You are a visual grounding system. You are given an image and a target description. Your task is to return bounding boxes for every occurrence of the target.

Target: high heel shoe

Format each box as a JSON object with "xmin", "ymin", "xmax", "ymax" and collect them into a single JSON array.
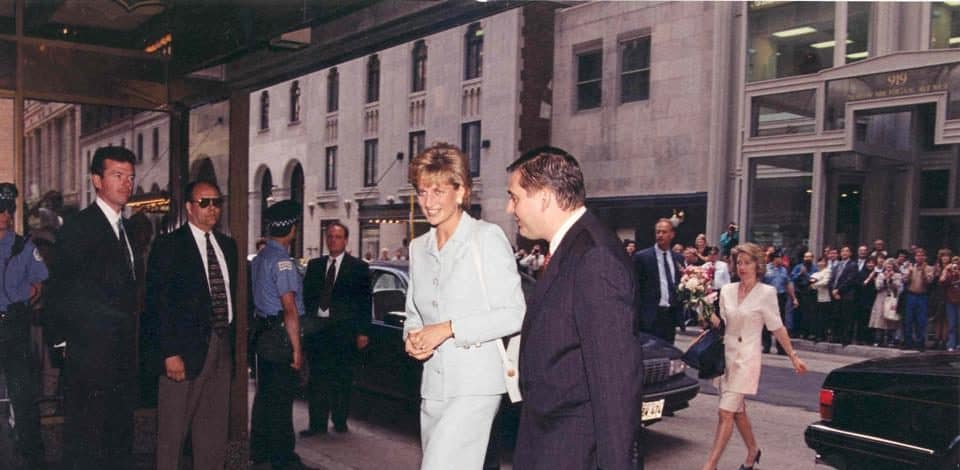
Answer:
[{"xmin": 738, "ymin": 448, "xmax": 761, "ymax": 470}]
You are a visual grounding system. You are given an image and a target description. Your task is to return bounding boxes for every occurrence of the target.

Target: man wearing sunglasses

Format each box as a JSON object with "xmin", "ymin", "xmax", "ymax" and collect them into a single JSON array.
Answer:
[
  {"xmin": 47, "ymin": 146, "xmax": 140, "ymax": 469},
  {"xmin": 0, "ymin": 182, "xmax": 47, "ymax": 469},
  {"xmin": 145, "ymin": 180, "xmax": 238, "ymax": 470}
]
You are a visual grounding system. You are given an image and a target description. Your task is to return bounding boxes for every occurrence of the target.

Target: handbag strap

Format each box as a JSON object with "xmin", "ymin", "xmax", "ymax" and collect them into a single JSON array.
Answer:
[{"xmin": 468, "ymin": 236, "xmax": 512, "ymax": 366}]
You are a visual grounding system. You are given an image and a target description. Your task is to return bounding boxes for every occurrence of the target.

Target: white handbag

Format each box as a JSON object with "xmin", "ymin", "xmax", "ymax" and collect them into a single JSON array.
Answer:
[{"xmin": 470, "ymin": 239, "xmax": 523, "ymax": 403}]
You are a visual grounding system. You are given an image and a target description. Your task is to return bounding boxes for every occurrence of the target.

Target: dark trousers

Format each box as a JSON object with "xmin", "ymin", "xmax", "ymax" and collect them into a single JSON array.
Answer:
[
  {"xmin": 762, "ymin": 293, "xmax": 787, "ymax": 353},
  {"xmin": 811, "ymin": 302, "xmax": 830, "ymax": 340},
  {"xmin": 250, "ymin": 355, "xmax": 299, "ymax": 466},
  {"xmin": 64, "ymin": 322, "xmax": 136, "ymax": 470},
  {"xmin": 836, "ymin": 298, "xmax": 859, "ymax": 345},
  {"xmin": 0, "ymin": 322, "xmax": 43, "ymax": 467},
  {"xmin": 304, "ymin": 323, "xmax": 356, "ymax": 431},
  {"xmin": 796, "ymin": 291, "xmax": 816, "ymax": 337},
  {"xmin": 904, "ymin": 293, "xmax": 929, "ymax": 350},
  {"xmin": 652, "ymin": 307, "xmax": 676, "ymax": 344}
]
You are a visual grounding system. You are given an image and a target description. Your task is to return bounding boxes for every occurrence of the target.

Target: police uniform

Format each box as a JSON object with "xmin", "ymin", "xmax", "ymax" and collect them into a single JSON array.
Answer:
[
  {"xmin": 249, "ymin": 200, "xmax": 305, "ymax": 469},
  {"xmin": 0, "ymin": 182, "xmax": 47, "ymax": 468}
]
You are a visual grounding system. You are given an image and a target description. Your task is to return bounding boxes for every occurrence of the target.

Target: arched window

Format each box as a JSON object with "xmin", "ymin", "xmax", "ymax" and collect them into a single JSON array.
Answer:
[
  {"xmin": 464, "ymin": 23, "xmax": 483, "ymax": 80},
  {"xmin": 327, "ymin": 68, "xmax": 339, "ymax": 113},
  {"xmin": 290, "ymin": 80, "xmax": 301, "ymax": 122},
  {"xmin": 366, "ymin": 55, "xmax": 380, "ymax": 103},
  {"xmin": 412, "ymin": 40, "xmax": 427, "ymax": 92},
  {"xmin": 259, "ymin": 91, "xmax": 270, "ymax": 130},
  {"xmin": 290, "ymin": 164, "xmax": 304, "ymax": 258},
  {"xmin": 260, "ymin": 169, "xmax": 273, "ymax": 236}
]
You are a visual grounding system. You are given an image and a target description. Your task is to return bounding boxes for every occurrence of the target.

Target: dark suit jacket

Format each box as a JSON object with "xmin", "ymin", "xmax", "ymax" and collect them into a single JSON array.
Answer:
[
  {"xmin": 47, "ymin": 203, "xmax": 141, "ymax": 384},
  {"xmin": 830, "ymin": 259, "xmax": 860, "ymax": 301},
  {"xmin": 515, "ymin": 211, "xmax": 643, "ymax": 470},
  {"xmin": 633, "ymin": 245, "xmax": 683, "ymax": 332},
  {"xmin": 145, "ymin": 224, "xmax": 239, "ymax": 380},
  {"xmin": 303, "ymin": 253, "xmax": 371, "ymax": 336}
]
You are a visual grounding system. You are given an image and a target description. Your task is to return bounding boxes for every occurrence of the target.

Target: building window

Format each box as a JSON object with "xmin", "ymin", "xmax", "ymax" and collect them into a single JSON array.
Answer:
[
  {"xmin": 412, "ymin": 40, "xmax": 427, "ymax": 92},
  {"xmin": 325, "ymin": 146, "xmax": 337, "ymax": 190},
  {"xmin": 750, "ymin": 90, "xmax": 816, "ymax": 137},
  {"xmin": 327, "ymin": 68, "xmax": 339, "ymax": 113},
  {"xmin": 367, "ymin": 55, "xmax": 380, "ymax": 103},
  {"xmin": 930, "ymin": 2, "xmax": 960, "ymax": 49},
  {"xmin": 748, "ymin": 154, "xmax": 813, "ymax": 251},
  {"xmin": 576, "ymin": 49, "xmax": 602, "ymax": 110},
  {"xmin": 409, "ymin": 131, "xmax": 426, "ymax": 162},
  {"xmin": 464, "ymin": 23, "xmax": 483, "ymax": 80},
  {"xmin": 845, "ymin": 3, "xmax": 871, "ymax": 62},
  {"xmin": 921, "ymin": 170, "xmax": 950, "ymax": 209},
  {"xmin": 152, "ymin": 127, "xmax": 159, "ymax": 160},
  {"xmin": 620, "ymin": 36, "xmax": 650, "ymax": 103},
  {"xmin": 461, "ymin": 121, "xmax": 481, "ymax": 177},
  {"xmin": 259, "ymin": 91, "xmax": 269, "ymax": 130},
  {"xmin": 136, "ymin": 133, "xmax": 144, "ymax": 163},
  {"xmin": 120, "ymin": 137, "xmax": 125, "ymax": 148},
  {"xmin": 747, "ymin": 2, "xmax": 835, "ymax": 82},
  {"xmin": 364, "ymin": 139, "xmax": 378, "ymax": 187},
  {"xmin": 290, "ymin": 80, "xmax": 301, "ymax": 122}
]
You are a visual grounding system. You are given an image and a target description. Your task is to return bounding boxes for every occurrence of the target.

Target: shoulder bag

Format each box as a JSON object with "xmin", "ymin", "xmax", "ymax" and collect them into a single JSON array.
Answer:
[
  {"xmin": 682, "ymin": 321, "xmax": 725, "ymax": 380},
  {"xmin": 470, "ymin": 237, "xmax": 522, "ymax": 403}
]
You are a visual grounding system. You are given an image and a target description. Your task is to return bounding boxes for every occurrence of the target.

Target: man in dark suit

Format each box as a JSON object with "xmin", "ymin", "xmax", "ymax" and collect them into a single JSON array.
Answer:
[
  {"xmin": 634, "ymin": 219, "xmax": 684, "ymax": 344},
  {"xmin": 146, "ymin": 180, "xmax": 238, "ymax": 469},
  {"xmin": 48, "ymin": 146, "xmax": 140, "ymax": 469},
  {"xmin": 830, "ymin": 246, "xmax": 860, "ymax": 345},
  {"xmin": 506, "ymin": 147, "xmax": 642, "ymax": 470},
  {"xmin": 300, "ymin": 222, "xmax": 370, "ymax": 435}
]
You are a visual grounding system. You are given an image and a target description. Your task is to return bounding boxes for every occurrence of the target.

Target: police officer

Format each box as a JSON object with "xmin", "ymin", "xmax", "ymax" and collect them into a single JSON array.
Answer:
[
  {"xmin": 249, "ymin": 200, "xmax": 307, "ymax": 470},
  {"xmin": 0, "ymin": 183, "xmax": 47, "ymax": 469}
]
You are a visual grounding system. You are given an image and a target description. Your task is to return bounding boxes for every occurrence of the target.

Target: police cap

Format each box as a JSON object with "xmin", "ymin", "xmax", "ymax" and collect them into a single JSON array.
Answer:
[
  {"xmin": 0, "ymin": 183, "xmax": 17, "ymax": 212},
  {"xmin": 264, "ymin": 200, "xmax": 302, "ymax": 229}
]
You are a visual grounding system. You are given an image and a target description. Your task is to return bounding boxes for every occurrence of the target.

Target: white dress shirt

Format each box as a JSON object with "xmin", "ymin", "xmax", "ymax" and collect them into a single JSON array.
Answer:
[
  {"xmin": 317, "ymin": 252, "xmax": 344, "ymax": 318},
  {"xmin": 188, "ymin": 223, "xmax": 234, "ymax": 323},
  {"xmin": 96, "ymin": 196, "xmax": 134, "ymax": 270},
  {"xmin": 549, "ymin": 206, "xmax": 587, "ymax": 257}
]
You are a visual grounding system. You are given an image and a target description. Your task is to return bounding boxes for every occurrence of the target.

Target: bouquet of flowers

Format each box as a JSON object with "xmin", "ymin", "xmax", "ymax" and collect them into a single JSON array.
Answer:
[{"xmin": 677, "ymin": 265, "xmax": 717, "ymax": 324}]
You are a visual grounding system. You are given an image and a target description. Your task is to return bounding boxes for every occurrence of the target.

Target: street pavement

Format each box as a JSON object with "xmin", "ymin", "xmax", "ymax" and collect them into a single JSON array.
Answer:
[{"xmin": 275, "ymin": 333, "xmax": 898, "ymax": 470}]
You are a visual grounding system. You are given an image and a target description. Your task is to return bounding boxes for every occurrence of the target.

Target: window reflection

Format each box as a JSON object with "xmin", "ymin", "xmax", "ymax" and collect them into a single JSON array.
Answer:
[
  {"xmin": 749, "ymin": 155, "xmax": 813, "ymax": 251},
  {"xmin": 750, "ymin": 90, "xmax": 816, "ymax": 137},
  {"xmin": 930, "ymin": 2, "xmax": 960, "ymax": 49},
  {"xmin": 0, "ymin": 0, "xmax": 12, "ymax": 35},
  {"xmin": 846, "ymin": 3, "xmax": 870, "ymax": 63},
  {"xmin": 747, "ymin": 2, "xmax": 835, "ymax": 82}
]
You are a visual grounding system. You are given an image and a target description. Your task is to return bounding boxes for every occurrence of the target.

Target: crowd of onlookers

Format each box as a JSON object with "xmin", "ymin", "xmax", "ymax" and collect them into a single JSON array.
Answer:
[
  {"xmin": 659, "ymin": 236, "xmax": 960, "ymax": 352},
  {"xmin": 514, "ymin": 225, "xmax": 960, "ymax": 352}
]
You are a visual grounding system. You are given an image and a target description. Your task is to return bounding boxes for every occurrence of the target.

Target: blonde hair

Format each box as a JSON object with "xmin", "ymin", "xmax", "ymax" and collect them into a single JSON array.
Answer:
[
  {"xmin": 733, "ymin": 242, "xmax": 767, "ymax": 277},
  {"xmin": 408, "ymin": 143, "xmax": 472, "ymax": 211}
]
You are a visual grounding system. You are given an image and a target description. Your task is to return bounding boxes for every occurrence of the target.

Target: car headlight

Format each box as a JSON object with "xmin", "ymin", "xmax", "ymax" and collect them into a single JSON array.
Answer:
[{"xmin": 669, "ymin": 358, "xmax": 686, "ymax": 376}]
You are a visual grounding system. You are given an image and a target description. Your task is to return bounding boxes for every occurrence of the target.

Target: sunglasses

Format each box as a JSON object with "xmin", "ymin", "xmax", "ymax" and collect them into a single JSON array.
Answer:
[{"xmin": 193, "ymin": 197, "xmax": 223, "ymax": 208}]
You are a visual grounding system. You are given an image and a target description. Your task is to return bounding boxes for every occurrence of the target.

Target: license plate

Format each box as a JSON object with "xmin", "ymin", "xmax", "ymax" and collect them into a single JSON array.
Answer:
[{"xmin": 641, "ymin": 399, "xmax": 665, "ymax": 422}]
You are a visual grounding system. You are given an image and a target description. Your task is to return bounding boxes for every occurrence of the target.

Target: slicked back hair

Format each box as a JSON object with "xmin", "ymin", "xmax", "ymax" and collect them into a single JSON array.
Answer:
[
  {"xmin": 506, "ymin": 146, "xmax": 586, "ymax": 211},
  {"xmin": 90, "ymin": 145, "xmax": 137, "ymax": 176}
]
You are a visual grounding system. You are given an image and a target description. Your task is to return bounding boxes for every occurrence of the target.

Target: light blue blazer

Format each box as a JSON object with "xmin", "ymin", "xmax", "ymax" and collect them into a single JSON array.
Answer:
[{"xmin": 403, "ymin": 213, "xmax": 525, "ymax": 400}]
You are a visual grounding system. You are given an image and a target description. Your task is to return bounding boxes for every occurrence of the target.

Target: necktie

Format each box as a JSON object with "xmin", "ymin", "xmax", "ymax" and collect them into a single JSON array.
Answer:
[
  {"xmin": 206, "ymin": 233, "xmax": 229, "ymax": 336},
  {"xmin": 541, "ymin": 253, "xmax": 552, "ymax": 273},
  {"xmin": 663, "ymin": 251, "xmax": 676, "ymax": 304},
  {"xmin": 833, "ymin": 261, "xmax": 846, "ymax": 289},
  {"xmin": 117, "ymin": 220, "xmax": 134, "ymax": 280},
  {"xmin": 318, "ymin": 258, "xmax": 336, "ymax": 312}
]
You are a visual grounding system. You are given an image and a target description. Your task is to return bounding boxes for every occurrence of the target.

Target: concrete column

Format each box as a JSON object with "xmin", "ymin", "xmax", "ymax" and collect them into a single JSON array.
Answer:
[
  {"xmin": 809, "ymin": 152, "xmax": 826, "ymax": 255},
  {"xmin": 705, "ymin": 2, "xmax": 736, "ymax": 244}
]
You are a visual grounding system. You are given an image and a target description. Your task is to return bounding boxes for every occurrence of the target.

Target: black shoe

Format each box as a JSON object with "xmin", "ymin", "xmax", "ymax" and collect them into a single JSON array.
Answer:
[
  {"xmin": 738, "ymin": 448, "xmax": 761, "ymax": 470},
  {"xmin": 776, "ymin": 350, "xmax": 787, "ymax": 356},
  {"xmin": 299, "ymin": 428, "xmax": 327, "ymax": 437},
  {"xmin": 762, "ymin": 348, "xmax": 770, "ymax": 354},
  {"xmin": 333, "ymin": 423, "xmax": 348, "ymax": 433}
]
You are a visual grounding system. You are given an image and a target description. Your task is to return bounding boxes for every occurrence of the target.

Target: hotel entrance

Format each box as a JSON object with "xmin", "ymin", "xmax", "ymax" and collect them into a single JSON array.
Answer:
[{"xmin": 824, "ymin": 103, "xmax": 960, "ymax": 254}]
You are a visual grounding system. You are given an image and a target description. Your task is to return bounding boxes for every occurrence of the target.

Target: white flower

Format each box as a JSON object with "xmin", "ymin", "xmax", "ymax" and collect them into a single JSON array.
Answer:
[{"xmin": 686, "ymin": 278, "xmax": 701, "ymax": 290}]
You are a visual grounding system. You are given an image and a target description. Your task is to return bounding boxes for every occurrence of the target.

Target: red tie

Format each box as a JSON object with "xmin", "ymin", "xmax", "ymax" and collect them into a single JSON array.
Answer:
[{"xmin": 542, "ymin": 253, "xmax": 552, "ymax": 273}]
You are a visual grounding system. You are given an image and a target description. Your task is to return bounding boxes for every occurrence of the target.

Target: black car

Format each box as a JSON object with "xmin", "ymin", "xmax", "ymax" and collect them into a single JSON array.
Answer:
[
  {"xmin": 804, "ymin": 353, "xmax": 960, "ymax": 469},
  {"xmin": 355, "ymin": 261, "xmax": 699, "ymax": 425}
]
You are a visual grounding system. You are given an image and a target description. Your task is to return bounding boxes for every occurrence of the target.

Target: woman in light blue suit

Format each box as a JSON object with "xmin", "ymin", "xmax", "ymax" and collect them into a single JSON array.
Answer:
[{"xmin": 403, "ymin": 144, "xmax": 525, "ymax": 470}]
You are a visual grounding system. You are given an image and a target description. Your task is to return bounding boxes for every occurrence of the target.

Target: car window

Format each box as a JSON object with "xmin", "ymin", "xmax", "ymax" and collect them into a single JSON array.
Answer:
[{"xmin": 371, "ymin": 270, "xmax": 406, "ymax": 322}]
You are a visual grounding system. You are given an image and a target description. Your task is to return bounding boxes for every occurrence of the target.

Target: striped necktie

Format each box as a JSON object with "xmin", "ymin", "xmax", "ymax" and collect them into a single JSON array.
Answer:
[{"xmin": 206, "ymin": 233, "xmax": 229, "ymax": 336}]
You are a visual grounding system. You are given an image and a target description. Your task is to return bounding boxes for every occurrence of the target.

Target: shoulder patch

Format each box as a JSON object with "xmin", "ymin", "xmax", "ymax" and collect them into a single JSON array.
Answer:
[
  {"xmin": 277, "ymin": 260, "xmax": 294, "ymax": 271},
  {"xmin": 33, "ymin": 247, "xmax": 42, "ymax": 262}
]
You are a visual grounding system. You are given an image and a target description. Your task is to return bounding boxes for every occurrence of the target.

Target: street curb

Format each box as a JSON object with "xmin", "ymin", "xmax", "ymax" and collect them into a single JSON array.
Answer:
[{"xmin": 677, "ymin": 327, "xmax": 917, "ymax": 360}]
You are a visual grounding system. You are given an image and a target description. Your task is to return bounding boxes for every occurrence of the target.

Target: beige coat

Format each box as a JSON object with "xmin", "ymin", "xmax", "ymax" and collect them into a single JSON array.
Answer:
[{"xmin": 718, "ymin": 283, "xmax": 784, "ymax": 395}]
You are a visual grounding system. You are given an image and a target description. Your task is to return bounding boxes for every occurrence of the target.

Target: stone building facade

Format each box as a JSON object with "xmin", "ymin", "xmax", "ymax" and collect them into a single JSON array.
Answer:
[
  {"xmin": 552, "ymin": 1, "xmax": 960, "ymax": 255},
  {"xmin": 248, "ymin": 4, "xmax": 556, "ymax": 258}
]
